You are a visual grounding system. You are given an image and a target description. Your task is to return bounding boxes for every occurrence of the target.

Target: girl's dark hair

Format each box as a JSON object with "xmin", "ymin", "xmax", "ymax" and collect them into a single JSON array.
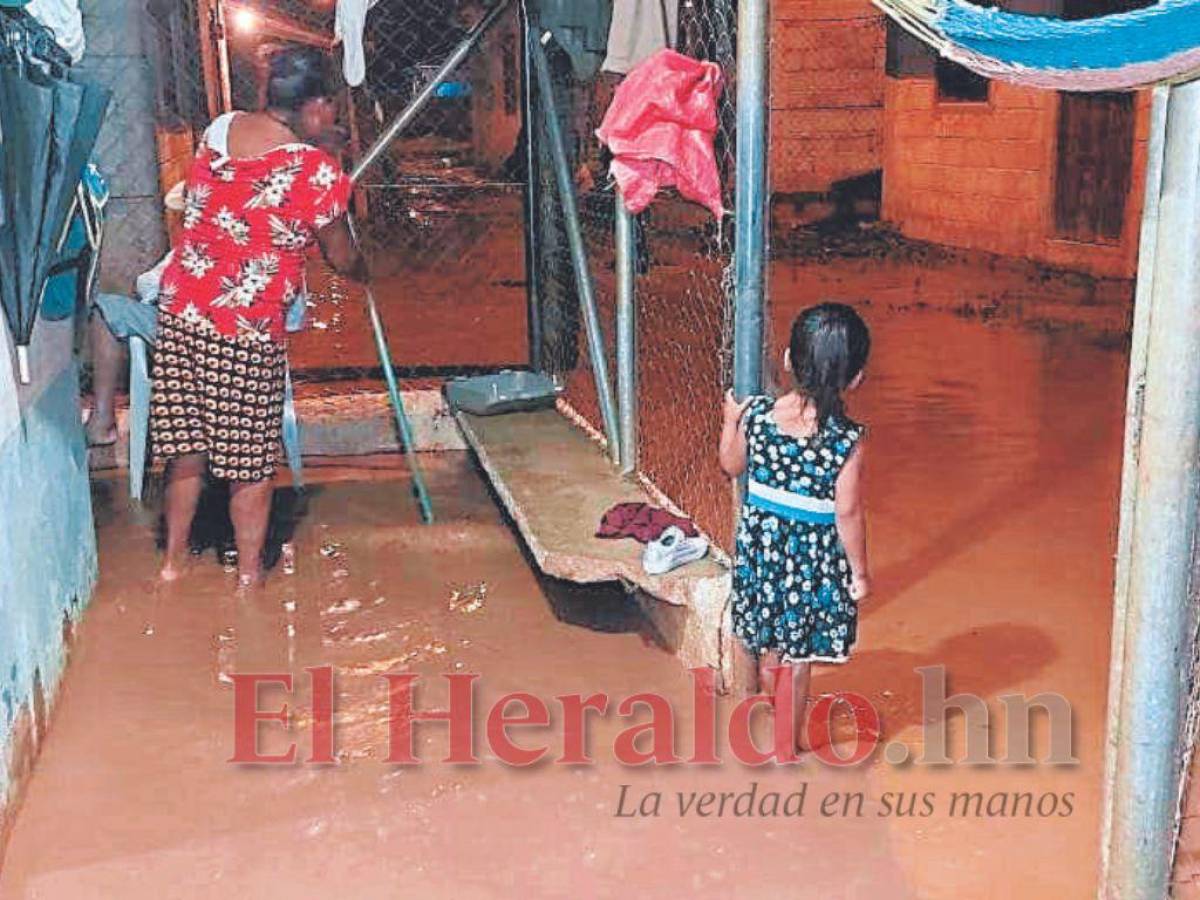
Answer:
[
  {"xmin": 788, "ymin": 302, "xmax": 871, "ymax": 428},
  {"xmin": 266, "ymin": 45, "xmax": 334, "ymax": 111}
]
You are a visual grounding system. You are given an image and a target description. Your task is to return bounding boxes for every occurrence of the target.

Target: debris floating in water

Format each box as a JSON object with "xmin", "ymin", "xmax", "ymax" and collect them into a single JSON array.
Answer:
[
  {"xmin": 319, "ymin": 541, "xmax": 343, "ymax": 559},
  {"xmin": 326, "ymin": 598, "xmax": 362, "ymax": 615},
  {"xmin": 142, "ymin": 624, "xmax": 155, "ymax": 636},
  {"xmin": 448, "ymin": 583, "xmax": 488, "ymax": 614}
]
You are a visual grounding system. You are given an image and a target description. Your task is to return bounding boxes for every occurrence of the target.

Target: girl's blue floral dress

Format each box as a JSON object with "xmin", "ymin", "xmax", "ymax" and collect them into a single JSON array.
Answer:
[{"xmin": 732, "ymin": 396, "xmax": 864, "ymax": 663}]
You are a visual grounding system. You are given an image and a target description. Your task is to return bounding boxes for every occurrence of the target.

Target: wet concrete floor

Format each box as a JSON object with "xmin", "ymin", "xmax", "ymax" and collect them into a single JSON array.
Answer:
[{"xmin": 3, "ymin": 309, "xmax": 1126, "ymax": 897}]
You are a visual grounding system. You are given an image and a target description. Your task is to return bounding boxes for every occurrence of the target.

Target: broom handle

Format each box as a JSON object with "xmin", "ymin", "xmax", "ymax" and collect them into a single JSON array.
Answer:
[{"xmin": 346, "ymin": 214, "xmax": 435, "ymax": 525}]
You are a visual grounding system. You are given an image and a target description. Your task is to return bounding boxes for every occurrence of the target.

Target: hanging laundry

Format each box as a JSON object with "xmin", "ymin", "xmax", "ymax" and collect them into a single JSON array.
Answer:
[
  {"xmin": 335, "ymin": 0, "xmax": 379, "ymax": 88},
  {"xmin": 602, "ymin": 0, "xmax": 677, "ymax": 75},
  {"xmin": 530, "ymin": 0, "xmax": 613, "ymax": 81},
  {"xmin": 596, "ymin": 48, "xmax": 724, "ymax": 219},
  {"xmin": 596, "ymin": 501, "xmax": 699, "ymax": 544},
  {"xmin": 0, "ymin": 11, "xmax": 109, "ymax": 382},
  {"xmin": 25, "ymin": 0, "xmax": 84, "ymax": 64}
]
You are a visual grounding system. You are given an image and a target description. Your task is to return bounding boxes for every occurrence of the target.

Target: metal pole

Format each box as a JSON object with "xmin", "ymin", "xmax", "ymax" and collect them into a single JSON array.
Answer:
[
  {"xmin": 615, "ymin": 192, "xmax": 637, "ymax": 475},
  {"xmin": 351, "ymin": 0, "xmax": 512, "ymax": 184},
  {"xmin": 731, "ymin": 0, "xmax": 769, "ymax": 401},
  {"xmin": 333, "ymin": 2, "xmax": 514, "ymax": 523},
  {"xmin": 529, "ymin": 29, "xmax": 621, "ymax": 462},
  {"xmin": 1105, "ymin": 78, "xmax": 1200, "ymax": 899},
  {"xmin": 346, "ymin": 214, "xmax": 435, "ymax": 525},
  {"xmin": 1100, "ymin": 83, "xmax": 1169, "ymax": 892},
  {"xmin": 520, "ymin": 0, "xmax": 544, "ymax": 372}
]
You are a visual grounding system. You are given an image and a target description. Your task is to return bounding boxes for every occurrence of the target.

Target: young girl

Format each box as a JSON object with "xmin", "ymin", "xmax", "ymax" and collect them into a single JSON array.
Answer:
[{"xmin": 719, "ymin": 302, "xmax": 871, "ymax": 749}]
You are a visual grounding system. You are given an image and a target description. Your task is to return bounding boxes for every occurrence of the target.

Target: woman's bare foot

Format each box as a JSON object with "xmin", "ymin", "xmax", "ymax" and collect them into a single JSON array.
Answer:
[
  {"xmin": 159, "ymin": 557, "xmax": 187, "ymax": 583},
  {"xmin": 236, "ymin": 569, "xmax": 264, "ymax": 592}
]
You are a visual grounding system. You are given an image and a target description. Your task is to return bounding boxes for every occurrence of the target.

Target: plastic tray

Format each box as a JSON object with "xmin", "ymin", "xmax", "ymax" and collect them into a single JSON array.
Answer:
[{"xmin": 444, "ymin": 370, "xmax": 559, "ymax": 416}]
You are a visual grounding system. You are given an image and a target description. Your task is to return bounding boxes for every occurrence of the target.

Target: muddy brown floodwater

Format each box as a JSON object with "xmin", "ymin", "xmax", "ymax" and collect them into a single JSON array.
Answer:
[{"xmin": 1, "ymin": 309, "xmax": 1126, "ymax": 898}]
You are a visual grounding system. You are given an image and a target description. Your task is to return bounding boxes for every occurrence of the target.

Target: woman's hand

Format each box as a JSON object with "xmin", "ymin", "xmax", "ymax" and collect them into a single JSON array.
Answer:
[{"xmin": 317, "ymin": 216, "xmax": 369, "ymax": 283}]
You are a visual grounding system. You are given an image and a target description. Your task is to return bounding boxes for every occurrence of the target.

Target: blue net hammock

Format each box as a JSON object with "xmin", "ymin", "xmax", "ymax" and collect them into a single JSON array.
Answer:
[{"xmin": 873, "ymin": 0, "xmax": 1200, "ymax": 90}]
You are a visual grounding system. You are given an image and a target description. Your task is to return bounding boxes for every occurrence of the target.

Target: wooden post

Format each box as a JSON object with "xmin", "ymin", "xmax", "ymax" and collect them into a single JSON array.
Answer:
[{"xmin": 195, "ymin": 0, "xmax": 222, "ymax": 119}]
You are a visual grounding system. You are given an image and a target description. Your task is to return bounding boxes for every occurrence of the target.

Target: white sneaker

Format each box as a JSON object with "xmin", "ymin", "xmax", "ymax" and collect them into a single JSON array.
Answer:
[{"xmin": 643, "ymin": 526, "xmax": 709, "ymax": 576}]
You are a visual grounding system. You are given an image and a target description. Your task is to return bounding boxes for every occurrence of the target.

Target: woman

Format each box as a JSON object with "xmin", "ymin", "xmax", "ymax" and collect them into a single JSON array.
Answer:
[{"xmin": 150, "ymin": 45, "xmax": 366, "ymax": 585}]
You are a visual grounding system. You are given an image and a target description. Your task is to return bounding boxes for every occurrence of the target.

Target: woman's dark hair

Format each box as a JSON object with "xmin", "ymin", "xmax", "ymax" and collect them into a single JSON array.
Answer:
[
  {"xmin": 788, "ymin": 302, "xmax": 871, "ymax": 428},
  {"xmin": 266, "ymin": 45, "xmax": 334, "ymax": 111}
]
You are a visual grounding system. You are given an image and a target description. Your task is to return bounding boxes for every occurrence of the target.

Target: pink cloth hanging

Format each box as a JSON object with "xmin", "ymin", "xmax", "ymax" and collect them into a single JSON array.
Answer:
[{"xmin": 596, "ymin": 48, "xmax": 725, "ymax": 219}]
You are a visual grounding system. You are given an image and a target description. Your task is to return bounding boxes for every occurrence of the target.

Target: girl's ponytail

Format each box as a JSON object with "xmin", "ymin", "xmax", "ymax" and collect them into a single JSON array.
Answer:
[{"xmin": 789, "ymin": 303, "xmax": 870, "ymax": 433}]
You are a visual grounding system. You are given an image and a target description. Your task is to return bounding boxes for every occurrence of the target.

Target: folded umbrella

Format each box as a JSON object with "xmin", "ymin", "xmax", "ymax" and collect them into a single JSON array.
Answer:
[
  {"xmin": 0, "ymin": 64, "xmax": 54, "ymax": 381},
  {"xmin": 0, "ymin": 62, "xmax": 108, "ymax": 381},
  {"xmin": 38, "ymin": 72, "xmax": 109, "ymax": 299}
]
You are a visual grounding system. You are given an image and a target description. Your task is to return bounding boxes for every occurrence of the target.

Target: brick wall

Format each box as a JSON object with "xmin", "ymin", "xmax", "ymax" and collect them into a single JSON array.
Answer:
[
  {"xmin": 770, "ymin": 0, "xmax": 886, "ymax": 194},
  {"xmin": 882, "ymin": 77, "xmax": 1149, "ymax": 279}
]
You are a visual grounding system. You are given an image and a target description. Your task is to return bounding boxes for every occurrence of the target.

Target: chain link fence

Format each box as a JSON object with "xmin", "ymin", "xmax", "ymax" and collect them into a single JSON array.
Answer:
[
  {"xmin": 143, "ymin": 0, "xmax": 745, "ymax": 545},
  {"xmin": 531, "ymin": 0, "xmax": 741, "ymax": 549},
  {"xmin": 145, "ymin": 0, "xmax": 529, "ymax": 380}
]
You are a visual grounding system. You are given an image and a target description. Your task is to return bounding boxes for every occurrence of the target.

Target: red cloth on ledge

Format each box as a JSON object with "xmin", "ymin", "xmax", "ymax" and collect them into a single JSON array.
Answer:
[
  {"xmin": 596, "ymin": 48, "xmax": 725, "ymax": 219},
  {"xmin": 596, "ymin": 502, "xmax": 700, "ymax": 544}
]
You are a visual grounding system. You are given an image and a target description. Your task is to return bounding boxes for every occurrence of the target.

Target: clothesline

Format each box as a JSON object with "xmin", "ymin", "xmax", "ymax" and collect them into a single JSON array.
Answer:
[{"xmin": 872, "ymin": 0, "xmax": 1200, "ymax": 91}]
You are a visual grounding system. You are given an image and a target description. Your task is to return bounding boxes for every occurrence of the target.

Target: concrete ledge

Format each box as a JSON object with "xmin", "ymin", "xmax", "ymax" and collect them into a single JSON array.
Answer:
[
  {"xmin": 454, "ymin": 408, "xmax": 735, "ymax": 683},
  {"xmin": 292, "ymin": 390, "xmax": 467, "ymax": 456},
  {"xmin": 88, "ymin": 389, "xmax": 465, "ymax": 470}
]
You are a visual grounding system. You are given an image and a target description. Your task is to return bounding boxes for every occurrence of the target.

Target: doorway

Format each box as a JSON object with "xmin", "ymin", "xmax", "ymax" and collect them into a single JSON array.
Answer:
[{"xmin": 1053, "ymin": 90, "xmax": 1135, "ymax": 243}]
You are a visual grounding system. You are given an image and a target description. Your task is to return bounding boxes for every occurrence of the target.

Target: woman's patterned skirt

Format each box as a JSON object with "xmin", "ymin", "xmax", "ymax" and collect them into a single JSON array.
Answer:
[{"xmin": 149, "ymin": 310, "xmax": 286, "ymax": 482}]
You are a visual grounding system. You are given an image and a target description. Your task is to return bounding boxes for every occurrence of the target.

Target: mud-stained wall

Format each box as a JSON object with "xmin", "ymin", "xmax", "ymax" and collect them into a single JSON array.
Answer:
[
  {"xmin": 0, "ymin": 315, "xmax": 98, "ymax": 851},
  {"xmin": 881, "ymin": 78, "xmax": 1149, "ymax": 279},
  {"xmin": 770, "ymin": 0, "xmax": 886, "ymax": 194},
  {"xmin": 0, "ymin": 0, "xmax": 157, "ymax": 857}
]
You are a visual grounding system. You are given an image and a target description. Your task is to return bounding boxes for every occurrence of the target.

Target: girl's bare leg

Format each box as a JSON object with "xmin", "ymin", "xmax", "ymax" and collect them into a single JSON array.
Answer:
[
  {"xmin": 230, "ymin": 478, "xmax": 273, "ymax": 586},
  {"xmin": 789, "ymin": 662, "xmax": 818, "ymax": 751},
  {"xmin": 162, "ymin": 453, "xmax": 207, "ymax": 581},
  {"xmin": 758, "ymin": 651, "xmax": 783, "ymax": 698},
  {"xmin": 731, "ymin": 638, "xmax": 760, "ymax": 697}
]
